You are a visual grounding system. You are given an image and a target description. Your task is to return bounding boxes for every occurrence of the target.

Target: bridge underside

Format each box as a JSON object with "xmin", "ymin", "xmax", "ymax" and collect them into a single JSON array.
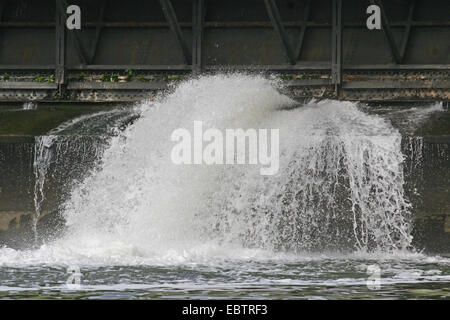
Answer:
[{"xmin": 0, "ymin": 0, "xmax": 449, "ymax": 102}]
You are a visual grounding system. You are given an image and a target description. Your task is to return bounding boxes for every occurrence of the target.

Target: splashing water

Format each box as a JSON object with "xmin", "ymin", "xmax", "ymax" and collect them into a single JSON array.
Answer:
[
  {"xmin": 32, "ymin": 135, "xmax": 57, "ymax": 243},
  {"xmin": 30, "ymin": 109, "xmax": 139, "ymax": 244},
  {"xmin": 26, "ymin": 73, "xmax": 412, "ymax": 265},
  {"xmin": 378, "ymin": 102, "xmax": 445, "ymax": 136},
  {"xmin": 2, "ymin": 75, "xmax": 449, "ymax": 300}
]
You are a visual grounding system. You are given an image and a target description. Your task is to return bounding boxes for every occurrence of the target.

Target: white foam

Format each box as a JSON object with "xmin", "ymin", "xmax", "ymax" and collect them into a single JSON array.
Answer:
[{"xmin": 0, "ymin": 74, "xmax": 419, "ymax": 266}]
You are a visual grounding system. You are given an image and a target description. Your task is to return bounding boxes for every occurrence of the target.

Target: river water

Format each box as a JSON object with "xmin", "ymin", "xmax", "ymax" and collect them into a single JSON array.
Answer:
[
  {"xmin": 0, "ymin": 74, "xmax": 448, "ymax": 299},
  {"xmin": 0, "ymin": 252, "xmax": 449, "ymax": 299}
]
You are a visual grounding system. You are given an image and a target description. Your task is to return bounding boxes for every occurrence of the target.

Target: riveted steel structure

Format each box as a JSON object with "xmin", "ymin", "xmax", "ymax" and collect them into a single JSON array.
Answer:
[{"xmin": 0, "ymin": 0, "xmax": 448, "ymax": 101}]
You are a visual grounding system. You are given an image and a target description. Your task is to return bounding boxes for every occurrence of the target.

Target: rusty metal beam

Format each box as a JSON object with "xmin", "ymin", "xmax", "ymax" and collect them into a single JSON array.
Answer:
[
  {"xmin": 264, "ymin": 0, "xmax": 296, "ymax": 65},
  {"xmin": 158, "ymin": 0, "xmax": 191, "ymax": 65}
]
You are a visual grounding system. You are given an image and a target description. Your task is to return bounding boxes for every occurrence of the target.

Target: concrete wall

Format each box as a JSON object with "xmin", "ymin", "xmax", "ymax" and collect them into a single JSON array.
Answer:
[{"xmin": 0, "ymin": 106, "xmax": 449, "ymax": 252}]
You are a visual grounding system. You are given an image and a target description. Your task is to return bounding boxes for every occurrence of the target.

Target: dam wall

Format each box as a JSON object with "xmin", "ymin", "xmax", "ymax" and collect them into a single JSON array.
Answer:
[
  {"xmin": 0, "ymin": 105, "xmax": 449, "ymax": 252},
  {"xmin": 0, "ymin": 1, "xmax": 448, "ymax": 253},
  {"xmin": 0, "ymin": 0, "xmax": 448, "ymax": 102}
]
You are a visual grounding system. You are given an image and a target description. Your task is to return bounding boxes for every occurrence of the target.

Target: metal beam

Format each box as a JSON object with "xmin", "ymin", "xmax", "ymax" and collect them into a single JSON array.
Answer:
[
  {"xmin": 0, "ymin": 82, "xmax": 58, "ymax": 89},
  {"xmin": 158, "ymin": 0, "xmax": 191, "ymax": 65},
  {"xmin": 67, "ymin": 81, "xmax": 168, "ymax": 90},
  {"xmin": 192, "ymin": 0, "xmax": 205, "ymax": 74},
  {"xmin": 1, "ymin": 64, "xmax": 448, "ymax": 72},
  {"xmin": 294, "ymin": 0, "xmax": 311, "ymax": 61},
  {"xmin": 58, "ymin": 0, "xmax": 89, "ymax": 65},
  {"xmin": 1, "ymin": 21, "xmax": 449, "ymax": 28},
  {"xmin": 55, "ymin": 0, "xmax": 66, "ymax": 91},
  {"xmin": 331, "ymin": 0, "xmax": 342, "ymax": 94},
  {"xmin": 344, "ymin": 64, "xmax": 450, "ymax": 70},
  {"xmin": 0, "ymin": 1, "xmax": 4, "ymax": 19},
  {"xmin": 264, "ymin": 0, "xmax": 296, "ymax": 65},
  {"xmin": 0, "ymin": 0, "xmax": 5, "ymax": 62},
  {"xmin": 68, "ymin": 64, "xmax": 190, "ymax": 71},
  {"xmin": 370, "ymin": 0, "xmax": 402, "ymax": 64},
  {"xmin": 2, "ymin": 79, "xmax": 448, "ymax": 91},
  {"xmin": 0, "ymin": 65, "xmax": 56, "ymax": 71},
  {"xmin": 400, "ymin": 0, "xmax": 415, "ymax": 63},
  {"xmin": 89, "ymin": 0, "xmax": 107, "ymax": 64},
  {"xmin": 342, "ymin": 80, "xmax": 450, "ymax": 89},
  {"xmin": 206, "ymin": 63, "xmax": 331, "ymax": 71}
]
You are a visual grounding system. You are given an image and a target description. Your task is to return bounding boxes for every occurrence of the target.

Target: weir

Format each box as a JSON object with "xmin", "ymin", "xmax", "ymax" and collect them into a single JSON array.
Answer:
[
  {"xmin": 1, "ymin": 1, "xmax": 450, "ymax": 303},
  {"xmin": 0, "ymin": 76, "xmax": 449, "ymax": 253},
  {"xmin": 0, "ymin": 1, "xmax": 448, "ymax": 256}
]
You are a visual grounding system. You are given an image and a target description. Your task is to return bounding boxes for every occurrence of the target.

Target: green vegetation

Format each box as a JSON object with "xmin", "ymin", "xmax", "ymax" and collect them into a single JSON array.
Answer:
[
  {"xmin": 83, "ymin": 71, "xmax": 185, "ymax": 83},
  {"xmin": 110, "ymin": 73, "xmax": 120, "ymax": 82},
  {"xmin": 34, "ymin": 74, "xmax": 44, "ymax": 82},
  {"xmin": 2, "ymin": 73, "xmax": 10, "ymax": 81},
  {"xmin": 34, "ymin": 74, "xmax": 55, "ymax": 83},
  {"xmin": 279, "ymin": 74, "xmax": 294, "ymax": 80},
  {"xmin": 44, "ymin": 74, "xmax": 55, "ymax": 83},
  {"xmin": 100, "ymin": 73, "xmax": 121, "ymax": 82},
  {"xmin": 100, "ymin": 73, "xmax": 111, "ymax": 82},
  {"xmin": 125, "ymin": 69, "xmax": 135, "ymax": 81},
  {"xmin": 163, "ymin": 75, "xmax": 183, "ymax": 82},
  {"xmin": 137, "ymin": 75, "xmax": 150, "ymax": 82}
]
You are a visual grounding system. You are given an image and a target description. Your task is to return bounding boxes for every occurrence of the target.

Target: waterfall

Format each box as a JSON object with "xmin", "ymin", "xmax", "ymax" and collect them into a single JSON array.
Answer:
[
  {"xmin": 53, "ymin": 74, "xmax": 414, "ymax": 257},
  {"xmin": 30, "ymin": 109, "xmax": 138, "ymax": 244},
  {"xmin": 32, "ymin": 135, "xmax": 56, "ymax": 243}
]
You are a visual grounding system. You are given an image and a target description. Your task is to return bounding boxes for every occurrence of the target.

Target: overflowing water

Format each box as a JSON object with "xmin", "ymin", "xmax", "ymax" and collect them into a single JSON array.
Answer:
[
  {"xmin": 0, "ymin": 74, "xmax": 449, "ymax": 299},
  {"xmin": 32, "ymin": 135, "xmax": 57, "ymax": 242},
  {"xmin": 30, "ymin": 109, "xmax": 140, "ymax": 244}
]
